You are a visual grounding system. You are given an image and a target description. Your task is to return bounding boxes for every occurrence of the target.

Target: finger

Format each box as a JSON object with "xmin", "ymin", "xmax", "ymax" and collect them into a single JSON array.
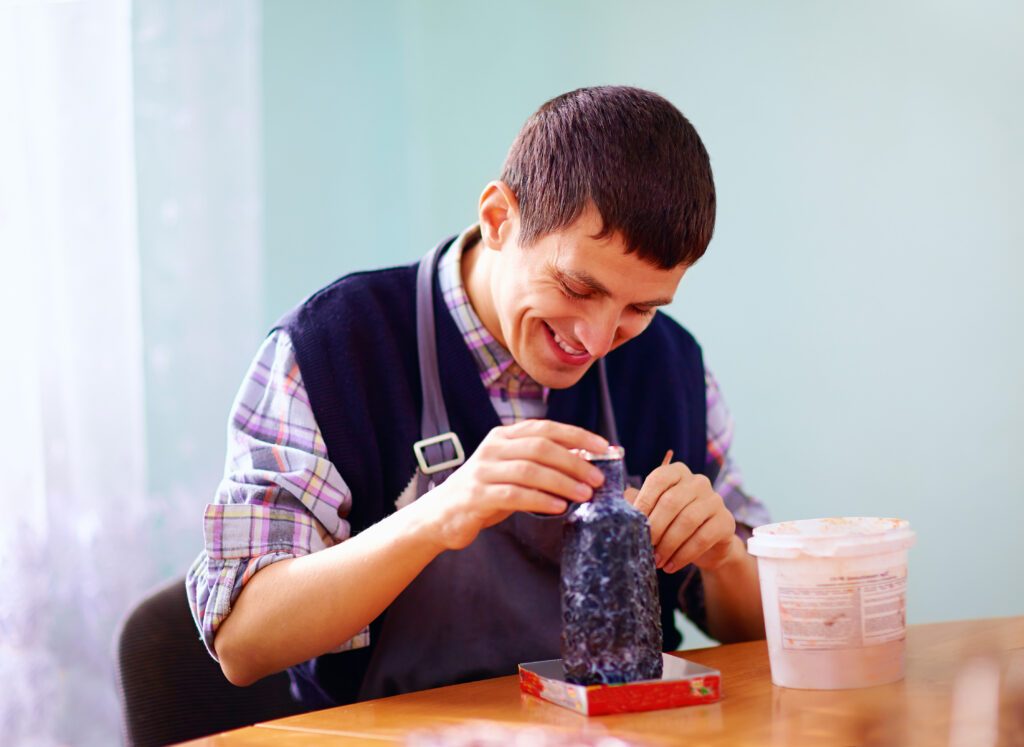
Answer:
[
  {"xmin": 632, "ymin": 462, "xmax": 695, "ymax": 517},
  {"xmin": 661, "ymin": 511, "xmax": 735, "ymax": 572},
  {"xmin": 480, "ymin": 482, "xmax": 570, "ymax": 516},
  {"xmin": 647, "ymin": 472, "xmax": 714, "ymax": 544},
  {"xmin": 504, "ymin": 419, "xmax": 609, "ymax": 453},
  {"xmin": 486, "ymin": 435, "xmax": 606, "ymax": 489},
  {"xmin": 655, "ymin": 491, "xmax": 712, "ymax": 561},
  {"xmin": 647, "ymin": 489, "xmax": 704, "ymax": 553},
  {"xmin": 481, "ymin": 458, "xmax": 597, "ymax": 503}
]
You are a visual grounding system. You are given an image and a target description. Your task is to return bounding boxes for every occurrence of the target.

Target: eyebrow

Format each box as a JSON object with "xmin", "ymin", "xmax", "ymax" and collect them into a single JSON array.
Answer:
[{"xmin": 557, "ymin": 268, "xmax": 675, "ymax": 307}]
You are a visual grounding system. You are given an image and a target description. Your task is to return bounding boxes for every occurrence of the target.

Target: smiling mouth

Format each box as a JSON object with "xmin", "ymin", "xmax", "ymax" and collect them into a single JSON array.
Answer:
[{"xmin": 544, "ymin": 322, "xmax": 588, "ymax": 357}]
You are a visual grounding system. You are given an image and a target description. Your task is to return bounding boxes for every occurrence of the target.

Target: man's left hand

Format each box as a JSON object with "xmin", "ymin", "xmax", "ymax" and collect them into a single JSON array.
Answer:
[{"xmin": 625, "ymin": 461, "xmax": 738, "ymax": 574}]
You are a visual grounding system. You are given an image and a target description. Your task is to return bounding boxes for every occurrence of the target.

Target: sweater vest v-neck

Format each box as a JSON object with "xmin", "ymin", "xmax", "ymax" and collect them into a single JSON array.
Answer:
[{"xmin": 275, "ymin": 248, "xmax": 708, "ymax": 706}]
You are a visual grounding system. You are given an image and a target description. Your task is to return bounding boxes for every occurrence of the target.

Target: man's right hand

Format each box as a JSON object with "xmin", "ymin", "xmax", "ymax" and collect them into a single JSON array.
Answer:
[{"xmin": 419, "ymin": 419, "xmax": 609, "ymax": 551}]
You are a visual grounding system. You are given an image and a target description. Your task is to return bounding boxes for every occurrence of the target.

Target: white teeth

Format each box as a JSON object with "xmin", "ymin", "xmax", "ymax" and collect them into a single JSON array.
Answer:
[{"xmin": 549, "ymin": 325, "xmax": 586, "ymax": 355}]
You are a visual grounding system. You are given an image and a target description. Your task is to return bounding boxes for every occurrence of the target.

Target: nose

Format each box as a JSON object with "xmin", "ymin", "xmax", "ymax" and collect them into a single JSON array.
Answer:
[{"xmin": 575, "ymin": 308, "xmax": 630, "ymax": 359}]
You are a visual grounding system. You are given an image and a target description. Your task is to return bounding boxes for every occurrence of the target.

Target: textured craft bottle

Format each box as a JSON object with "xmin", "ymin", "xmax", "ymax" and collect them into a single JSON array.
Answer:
[{"xmin": 560, "ymin": 446, "xmax": 663, "ymax": 684}]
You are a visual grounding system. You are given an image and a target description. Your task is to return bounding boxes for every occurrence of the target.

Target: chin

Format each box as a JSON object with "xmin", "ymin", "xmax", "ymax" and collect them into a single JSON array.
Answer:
[{"xmin": 528, "ymin": 362, "xmax": 594, "ymax": 390}]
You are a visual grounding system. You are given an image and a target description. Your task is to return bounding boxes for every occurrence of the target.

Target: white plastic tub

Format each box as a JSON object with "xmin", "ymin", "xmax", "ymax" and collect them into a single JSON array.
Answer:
[{"xmin": 747, "ymin": 517, "xmax": 916, "ymax": 689}]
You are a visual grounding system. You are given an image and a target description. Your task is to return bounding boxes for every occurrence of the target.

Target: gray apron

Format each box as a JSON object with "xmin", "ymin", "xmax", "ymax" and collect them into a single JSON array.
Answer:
[{"xmin": 357, "ymin": 241, "xmax": 620, "ymax": 699}]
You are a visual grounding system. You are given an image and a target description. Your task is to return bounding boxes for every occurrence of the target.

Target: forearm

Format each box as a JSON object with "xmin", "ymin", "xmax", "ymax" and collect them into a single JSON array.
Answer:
[
  {"xmin": 212, "ymin": 418, "xmax": 607, "ymax": 686},
  {"xmin": 214, "ymin": 495, "xmax": 446, "ymax": 686},
  {"xmin": 698, "ymin": 534, "xmax": 765, "ymax": 643}
]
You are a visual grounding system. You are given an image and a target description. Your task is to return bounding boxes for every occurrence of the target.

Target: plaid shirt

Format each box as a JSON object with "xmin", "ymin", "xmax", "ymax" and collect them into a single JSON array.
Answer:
[{"xmin": 186, "ymin": 228, "xmax": 770, "ymax": 655}]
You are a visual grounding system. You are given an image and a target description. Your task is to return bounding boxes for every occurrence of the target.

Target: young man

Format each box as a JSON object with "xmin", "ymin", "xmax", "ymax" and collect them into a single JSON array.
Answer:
[{"xmin": 187, "ymin": 85, "xmax": 770, "ymax": 706}]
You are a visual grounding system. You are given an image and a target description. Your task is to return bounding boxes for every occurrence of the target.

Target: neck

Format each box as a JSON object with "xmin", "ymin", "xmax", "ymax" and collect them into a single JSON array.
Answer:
[{"xmin": 460, "ymin": 231, "xmax": 505, "ymax": 349}]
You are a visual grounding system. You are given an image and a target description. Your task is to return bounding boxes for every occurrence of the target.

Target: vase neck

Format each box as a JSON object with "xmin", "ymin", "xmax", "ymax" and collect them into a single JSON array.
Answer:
[{"xmin": 590, "ymin": 457, "xmax": 625, "ymax": 501}]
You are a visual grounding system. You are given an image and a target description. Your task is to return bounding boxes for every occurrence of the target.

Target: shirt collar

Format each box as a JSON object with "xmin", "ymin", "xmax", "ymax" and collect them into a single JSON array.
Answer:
[{"xmin": 437, "ymin": 227, "xmax": 546, "ymax": 400}]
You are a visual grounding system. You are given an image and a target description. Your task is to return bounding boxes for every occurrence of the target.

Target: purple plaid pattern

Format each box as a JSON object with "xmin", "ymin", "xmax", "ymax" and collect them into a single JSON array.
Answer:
[
  {"xmin": 186, "ymin": 331, "xmax": 366, "ymax": 656},
  {"xmin": 438, "ymin": 229, "xmax": 548, "ymax": 425},
  {"xmin": 186, "ymin": 229, "xmax": 769, "ymax": 656},
  {"xmin": 705, "ymin": 370, "xmax": 769, "ymax": 532}
]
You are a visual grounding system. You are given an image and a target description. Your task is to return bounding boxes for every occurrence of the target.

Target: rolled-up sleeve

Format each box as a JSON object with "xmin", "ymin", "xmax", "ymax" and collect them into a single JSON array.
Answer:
[
  {"xmin": 677, "ymin": 366, "xmax": 772, "ymax": 636},
  {"xmin": 704, "ymin": 365, "xmax": 771, "ymax": 533},
  {"xmin": 185, "ymin": 329, "xmax": 369, "ymax": 658}
]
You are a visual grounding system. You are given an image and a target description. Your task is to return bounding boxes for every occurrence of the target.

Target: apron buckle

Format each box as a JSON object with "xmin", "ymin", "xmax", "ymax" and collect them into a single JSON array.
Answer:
[{"xmin": 413, "ymin": 432, "xmax": 465, "ymax": 475}]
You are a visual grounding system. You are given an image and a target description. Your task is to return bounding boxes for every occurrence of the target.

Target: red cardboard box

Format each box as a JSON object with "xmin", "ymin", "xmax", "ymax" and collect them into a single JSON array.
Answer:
[{"xmin": 519, "ymin": 654, "xmax": 721, "ymax": 716}]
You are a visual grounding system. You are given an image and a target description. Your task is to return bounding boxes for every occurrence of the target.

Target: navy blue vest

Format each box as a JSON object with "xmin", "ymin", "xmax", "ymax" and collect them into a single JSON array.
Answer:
[{"xmin": 275, "ymin": 247, "xmax": 709, "ymax": 706}]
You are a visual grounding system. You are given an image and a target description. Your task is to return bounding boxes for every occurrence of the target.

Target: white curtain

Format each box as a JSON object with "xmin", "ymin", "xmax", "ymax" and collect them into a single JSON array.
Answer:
[
  {"xmin": 0, "ymin": 1, "xmax": 262, "ymax": 744},
  {"xmin": 0, "ymin": 1, "xmax": 147, "ymax": 743}
]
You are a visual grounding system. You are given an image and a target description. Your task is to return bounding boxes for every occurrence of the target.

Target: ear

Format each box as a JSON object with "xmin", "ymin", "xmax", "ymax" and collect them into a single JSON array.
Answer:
[{"xmin": 478, "ymin": 181, "xmax": 520, "ymax": 251}]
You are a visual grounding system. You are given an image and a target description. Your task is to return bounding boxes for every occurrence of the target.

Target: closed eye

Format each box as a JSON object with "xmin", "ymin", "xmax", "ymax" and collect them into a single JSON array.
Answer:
[
  {"xmin": 559, "ymin": 282, "xmax": 592, "ymax": 301},
  {"xmin": 554, "ymin": 268, "xmax": 665, "ymax": 318},
  {"xmin": 561, "ymin": 281, "xmax": 656, "ymax": 317}
]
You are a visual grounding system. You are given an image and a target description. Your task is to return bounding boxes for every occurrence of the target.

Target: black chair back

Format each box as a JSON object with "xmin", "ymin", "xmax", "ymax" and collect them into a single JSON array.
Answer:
[{"xmin": 115, "ymin": 576, "xmax": 306, "ymax": 746}]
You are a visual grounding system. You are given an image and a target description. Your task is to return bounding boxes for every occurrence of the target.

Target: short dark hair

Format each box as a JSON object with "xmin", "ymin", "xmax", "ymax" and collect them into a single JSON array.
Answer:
[{"xmin": 500, "ymin": 86, "xmax": 716, "ymax": 269}]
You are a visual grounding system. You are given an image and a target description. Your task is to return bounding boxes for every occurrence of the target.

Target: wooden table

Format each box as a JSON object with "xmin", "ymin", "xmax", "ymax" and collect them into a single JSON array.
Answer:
[{"xmin": 180, "ymin": 617, "xmax": 1024, "ymax": 745}]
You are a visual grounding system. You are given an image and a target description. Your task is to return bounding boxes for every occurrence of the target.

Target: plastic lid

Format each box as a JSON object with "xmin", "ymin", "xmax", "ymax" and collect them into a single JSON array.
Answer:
[{"xmin": 746, "ymin": 517, "xmax": 915, "ymax": 559}]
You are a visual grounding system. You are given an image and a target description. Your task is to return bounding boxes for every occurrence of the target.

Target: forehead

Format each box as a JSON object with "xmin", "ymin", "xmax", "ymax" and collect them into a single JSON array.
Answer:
[{"xmin": 537, "ymin": 211, "xmax": 687, "ymax": 298}]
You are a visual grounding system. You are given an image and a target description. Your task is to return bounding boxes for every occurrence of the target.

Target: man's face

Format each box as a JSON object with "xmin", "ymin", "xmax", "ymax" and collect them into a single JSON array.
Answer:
[{"xmin": 483, "ymin": 205, "xmax": 688, "ymax": 389}]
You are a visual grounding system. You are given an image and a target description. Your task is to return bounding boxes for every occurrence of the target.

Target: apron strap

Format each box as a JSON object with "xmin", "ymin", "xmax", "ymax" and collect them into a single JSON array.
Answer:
[
  {"xmin": 597, "ymin": 357, "xmax": 621, "ymax": 446},
  {"xmin": 413, "ymin": 238, "xmax": 465, "ymax": 495}
]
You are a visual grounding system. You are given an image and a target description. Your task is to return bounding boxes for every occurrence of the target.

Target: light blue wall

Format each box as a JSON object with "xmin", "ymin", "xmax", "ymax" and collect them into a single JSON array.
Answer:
[
  {"xmin": 260, "ymin": 1, "xmax": 1024, "ymax": 626},
  {"xmin": 135, "ymin": 0, "xmax": 264, "ymax": 579}
]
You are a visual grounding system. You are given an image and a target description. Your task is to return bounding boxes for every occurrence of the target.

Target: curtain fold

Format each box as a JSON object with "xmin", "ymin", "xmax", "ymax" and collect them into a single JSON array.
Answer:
[
  {"xmin": 0, "ymin": 1, "xmax": 262, "ymax": 743},
  {"xmin": 0, "ymin": 1, "xmax": 148, "ymax": 743}
]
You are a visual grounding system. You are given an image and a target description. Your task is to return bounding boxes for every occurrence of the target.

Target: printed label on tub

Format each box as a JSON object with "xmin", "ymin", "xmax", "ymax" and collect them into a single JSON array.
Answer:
[{"xmin": 777, "ymin": 570, "xmax": 906, "ymax": 650}]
